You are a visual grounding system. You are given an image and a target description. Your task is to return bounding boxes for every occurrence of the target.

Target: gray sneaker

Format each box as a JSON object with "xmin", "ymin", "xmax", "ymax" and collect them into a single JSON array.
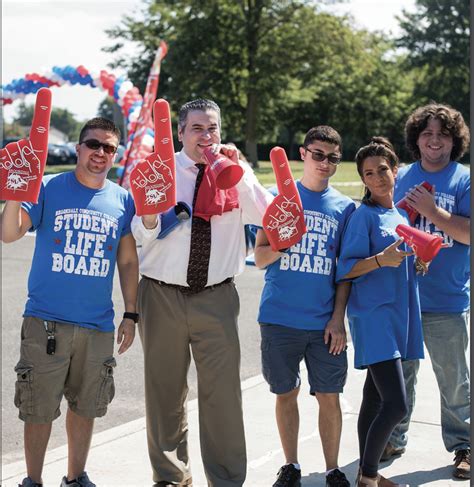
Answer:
[
  {"xmin": 19, "ymin": 477, "xmax": 43, "ymax": 487},
  {"xmin": 60, "ymin": 472, "xmax": 96, "ymax": 487}
]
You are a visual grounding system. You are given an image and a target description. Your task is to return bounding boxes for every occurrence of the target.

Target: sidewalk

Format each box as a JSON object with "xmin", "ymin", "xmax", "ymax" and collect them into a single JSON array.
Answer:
[{"xmin": 2, "ymin": 345, "xmax": 463, "ymax": 486}]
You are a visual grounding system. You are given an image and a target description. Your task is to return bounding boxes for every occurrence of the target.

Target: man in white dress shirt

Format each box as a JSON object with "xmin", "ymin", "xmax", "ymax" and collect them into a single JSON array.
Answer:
[{"xmin": 131, "ymin": 99, "xmax": 273, "ymax": 487}]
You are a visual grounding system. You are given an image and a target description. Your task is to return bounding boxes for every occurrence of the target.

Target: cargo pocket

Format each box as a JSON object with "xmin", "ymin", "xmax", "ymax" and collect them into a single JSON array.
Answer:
[
  {"xmin": 14, "ymin": 362, "xmax": 34, "ymax": 416},
  {"xmin": 96, "ymin": 357, "xmax": 116, "ymax": 412}
]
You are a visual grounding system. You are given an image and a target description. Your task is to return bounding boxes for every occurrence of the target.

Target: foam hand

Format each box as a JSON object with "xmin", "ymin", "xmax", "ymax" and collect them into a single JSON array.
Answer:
[
  {"xmin": 0, "ymin": 88, "xmax": 52, "ymax": 202},
  {"xmin": 130, "ymin": 98, "xmax": 176, "ymax": 216},
  {"xmin": 262, "ymin": 147, "xmax": 306, "ymax": 251},
  {"xmin": 396, "ymin": 181, "xmax": 432, "ymax": 224}
]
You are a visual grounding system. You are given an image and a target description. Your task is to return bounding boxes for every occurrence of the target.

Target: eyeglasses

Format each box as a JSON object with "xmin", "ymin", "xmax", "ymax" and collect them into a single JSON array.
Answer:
[
  {"xmin": 81, "ymin": 139, "xmax": 118, "ymax": 155},
  {"xmin": 305, "ymin": 147, "xmax": 341, "ymax": 165}
]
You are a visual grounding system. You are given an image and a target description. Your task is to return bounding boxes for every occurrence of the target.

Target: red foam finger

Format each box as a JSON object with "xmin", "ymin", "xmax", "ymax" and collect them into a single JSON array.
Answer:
[
  {"xmin": 29, "ymin": 88, "xmax": 52, "ymax": 160},
  {"xmin": 130, "ymin": 151, "xmax": 176, "ymax": 216},
  {"xmin": 262, "ymin": 193, "xmax": 307, "ymax": 252},
  {"xmin": 270, "ymin": 147, "xmax": 293, "ymax": 196},
  {"xmin": 153, "ymin": 99, "xmax": 174, "ymax": 161},
  {"xmin": 0, "ymin": 138, "xmax": 44, "ymax": 202}
]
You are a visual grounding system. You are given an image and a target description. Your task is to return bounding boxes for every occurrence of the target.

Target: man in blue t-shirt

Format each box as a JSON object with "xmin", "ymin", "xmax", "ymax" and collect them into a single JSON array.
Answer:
[
  {"xmin": 385, "ymin": 103, "xmax": 471, "ymax": 480},
  {"xmin": 255, "ymin": 126, "xmax": 355, "ymax": 487},
  {"xmin": 1, "ymin": 117, "xmax": 138, "ymax": 487}
]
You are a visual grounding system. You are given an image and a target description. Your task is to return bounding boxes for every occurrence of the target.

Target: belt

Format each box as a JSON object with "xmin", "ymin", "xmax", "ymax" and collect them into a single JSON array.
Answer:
[{"xmin": 143, "ymin": 276, "xmax": 233, "ymax": 295}]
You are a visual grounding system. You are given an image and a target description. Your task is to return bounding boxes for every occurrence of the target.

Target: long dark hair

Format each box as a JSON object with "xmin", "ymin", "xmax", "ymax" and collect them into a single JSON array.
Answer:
[{"xmin": 355, "ymin": 136, "xmax": 399, "ymax": 206}]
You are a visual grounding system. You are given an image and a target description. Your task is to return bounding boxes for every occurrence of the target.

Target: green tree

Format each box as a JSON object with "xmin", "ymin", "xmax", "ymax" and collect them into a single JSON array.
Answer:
[
  {"xmin": 105, "ymin": 0, "xmax": 333, "ymax": 165},
  {"xmin": 97, "ymin": 96, "xmax": 126, "ymax": 140},
  {"xmin": 104, "ymin": 0, "xmax": 417, "ymax": 164},
  {"xmin": 13, "ymin": 102, "xmax": 82, "ymax": 141},
  {"xmin": 396, "ymin": 0, "xmax": 469, "ymax": 121}
]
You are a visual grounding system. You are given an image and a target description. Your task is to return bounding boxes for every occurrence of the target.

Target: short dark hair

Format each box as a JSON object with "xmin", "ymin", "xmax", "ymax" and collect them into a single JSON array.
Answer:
[
  {"xmin": 178, "ymin": 99, "xmax": 221, "ymax": 129},
  {"xmin": 303, "ymin": 125, "xmax": 342, "ymax": 152},
  {"xmin": 78, "ymin": 117, "xmax": 121, "ymax": 144},
  {"xmin": 355, "ymin": 136, "xmax": 399, "ymax": 206},
  {"xmin": 405, "ymin": 103, "xmax": 470, "ymax": 161}
]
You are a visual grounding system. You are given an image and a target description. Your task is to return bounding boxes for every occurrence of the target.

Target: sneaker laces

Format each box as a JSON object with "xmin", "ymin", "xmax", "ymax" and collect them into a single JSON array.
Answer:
[
  {"xmin": 276, "ymin": 464, "xmax": 299, "ymax": 482},
  {"xmin": 454, "ymin": 449, "xmax": 471, "ymax": 466}
]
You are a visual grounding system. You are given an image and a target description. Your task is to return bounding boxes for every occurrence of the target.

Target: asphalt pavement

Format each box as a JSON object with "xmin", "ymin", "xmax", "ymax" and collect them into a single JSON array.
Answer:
[
  {"xmin": 1, "ymin": 343, "xmax": 463, "ymax": 486},
  {"xmin": 1, "ymin": 239, "xmax": 468, "ymax": 486}
]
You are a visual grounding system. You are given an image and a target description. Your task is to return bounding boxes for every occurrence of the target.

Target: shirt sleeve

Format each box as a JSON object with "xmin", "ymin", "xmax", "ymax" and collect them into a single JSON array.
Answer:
[
  {"xmin": 21, "ymin": 182, "xmax": 45, "ymax": 231},
  {"xmin": 336, "ymin": 211, "xmax": 371, "ymax": 283},
  {"xmin": 457, "ymin": 175, "xmax": 470, "ymax": 217},
  {"xmin": 131, "ymin": 213, "xmax": 162, "ymax": 244},
  {"xmin": 235, "ymin": 162, "xmax": 274, "ymax": 226},
  {"xmin": 121, "ymin": 193, "xmax": 136, "ymax": 237}
]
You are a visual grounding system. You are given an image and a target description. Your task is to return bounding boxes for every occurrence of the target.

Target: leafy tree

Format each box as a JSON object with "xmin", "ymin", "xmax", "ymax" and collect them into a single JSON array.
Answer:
[
  {"xmin": 396, "ymin": 0, "xmax": 469, "ymax": 122},
  {"xmin": 97, "ymin": 96, "xmax": 126, "ymax": 140},
  {"xmin": 13, "ymin": 102, "xmax": 82, "ymax": 141},
  {"xmin": 104, "ymin": 0, "xmax": 419, "ymax": 164},
  {"xmin": 105, "ymin": 0, "xmax": 333, "ymax": 165}
]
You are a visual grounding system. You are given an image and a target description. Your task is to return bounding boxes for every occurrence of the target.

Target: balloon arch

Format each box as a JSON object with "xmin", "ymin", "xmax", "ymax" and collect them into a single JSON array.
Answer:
[
  {"xmin": 1, "ymin": 66, "xmax": 160, "ymax": 184},
  {"xmin": 1, "ymin": 66, "xmax": 144, "ymax": 137}
]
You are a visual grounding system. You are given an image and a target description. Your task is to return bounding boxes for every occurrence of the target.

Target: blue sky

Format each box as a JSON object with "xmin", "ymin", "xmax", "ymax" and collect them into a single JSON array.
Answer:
[{"xmin": 2, "ymin": 0, "xmax": 415, "ymax": 123}]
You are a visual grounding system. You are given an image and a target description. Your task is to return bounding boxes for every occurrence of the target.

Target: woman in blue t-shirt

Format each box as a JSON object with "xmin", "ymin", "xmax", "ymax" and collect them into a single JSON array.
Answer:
[{"xmin": 336, "ymin": 137, "xmax": 424, "ymax": 487}]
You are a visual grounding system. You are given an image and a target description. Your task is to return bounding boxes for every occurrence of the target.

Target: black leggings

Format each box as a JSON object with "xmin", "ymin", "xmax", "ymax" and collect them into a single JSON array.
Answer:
[{"xmin": 358, "ymin": 358, "xmax": 408, "ymax": 478}]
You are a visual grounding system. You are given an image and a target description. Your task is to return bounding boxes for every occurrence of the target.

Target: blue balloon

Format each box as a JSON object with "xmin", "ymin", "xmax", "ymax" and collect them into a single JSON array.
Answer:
[{"xmin": 113, "ymin": 77, "xmax": 124, "ymax": 100}]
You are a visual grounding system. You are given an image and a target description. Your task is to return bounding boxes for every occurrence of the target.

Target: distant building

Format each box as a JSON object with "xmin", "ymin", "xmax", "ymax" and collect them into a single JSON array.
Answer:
[{"xmin": 48, "ymin": 127, "xmax": 68, "ymax": 144}]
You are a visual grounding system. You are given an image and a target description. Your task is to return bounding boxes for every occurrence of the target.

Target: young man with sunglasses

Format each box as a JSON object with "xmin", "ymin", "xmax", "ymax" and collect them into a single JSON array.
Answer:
[
  {"xmin": 1, "ymin": 117, "xmax": 138, "ymax": 487},
  {"xmin": 255, "ymin": 126, "xmax": 355, "ymax": 487}
]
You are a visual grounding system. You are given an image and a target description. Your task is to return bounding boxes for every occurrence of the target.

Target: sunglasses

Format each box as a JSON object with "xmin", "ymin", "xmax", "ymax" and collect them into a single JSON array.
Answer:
[
  {"xmin": 305, "ymin": 147, "xmax": 341, "ymax": 165},
  {"xmin": 81, "ymin": 139, "xmax": 118, "ymax": 155}
]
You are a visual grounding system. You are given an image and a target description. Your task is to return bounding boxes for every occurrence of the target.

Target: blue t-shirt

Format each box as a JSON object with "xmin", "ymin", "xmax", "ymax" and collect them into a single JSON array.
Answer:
[
  {"xmin": 258, "ymin": 182, "xmax": 356, "ymax": 330},
  {"xmin": 336, "ymin": 204, "xmax": 424, "ymax": 369},
  {"xmin": 22, "ymin": 172, "xmax": 136, "ymax": 332},
  {"xmin": 394, "ymin": 161, "xmax": 470, "ymax": 313}
]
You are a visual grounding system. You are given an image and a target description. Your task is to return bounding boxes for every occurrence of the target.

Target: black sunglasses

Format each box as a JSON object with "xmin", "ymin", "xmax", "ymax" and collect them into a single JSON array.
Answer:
[
  {"xmin": 305, "ymin": 147, "xmax": 341, "ymax": 165},
  {"xmin": 81, "ymin": 139, "xmax": 118, "ymax": 155}
]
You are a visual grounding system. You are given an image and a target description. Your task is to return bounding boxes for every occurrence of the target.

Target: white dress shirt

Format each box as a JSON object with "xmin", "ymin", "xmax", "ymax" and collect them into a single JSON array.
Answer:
[{"xmin": 131, "ymin": 150, "xmax": 274, "ymax": 286}]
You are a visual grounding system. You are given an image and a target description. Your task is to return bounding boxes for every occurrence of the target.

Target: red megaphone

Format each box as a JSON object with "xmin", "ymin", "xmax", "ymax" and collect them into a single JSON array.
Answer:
[
  {"xmin": 396, "ymin": 181, "xmax": 432, "ymax": 224},
  {"xmin": 203, "ymin": 146, "xmax": 244, "ymax": 189},
  {"xmin": 395, "ymin": 224, "xmax": 444, "ymax": 262}
]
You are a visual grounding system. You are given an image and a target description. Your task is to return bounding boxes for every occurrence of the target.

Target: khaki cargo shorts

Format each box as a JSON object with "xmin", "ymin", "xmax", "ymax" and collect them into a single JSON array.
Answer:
[{"xmin": 14, "ymin": 316, "xmax": 116, "ymax": 423}]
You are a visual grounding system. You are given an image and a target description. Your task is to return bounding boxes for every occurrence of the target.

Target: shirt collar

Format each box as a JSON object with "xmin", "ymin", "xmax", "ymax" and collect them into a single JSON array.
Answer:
[{"xmin": 177, "ymin": 149, "xmax": 199, "ymax": 170}]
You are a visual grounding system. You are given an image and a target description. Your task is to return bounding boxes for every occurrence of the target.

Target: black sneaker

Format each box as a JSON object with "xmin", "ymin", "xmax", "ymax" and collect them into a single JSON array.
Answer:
[
  {"xmin": 326, "ymin": 468, "xmax": 350, "ymax": 487},
  {"xmin": 273, "ymin": 464, "xmax": 302, "ymax": 487},
  {"xmin": 19, "ymin": 478, "xmax": 42, "ymax": 487}
]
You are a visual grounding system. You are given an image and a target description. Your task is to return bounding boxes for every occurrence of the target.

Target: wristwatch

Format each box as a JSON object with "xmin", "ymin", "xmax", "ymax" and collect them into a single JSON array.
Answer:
[{"xmin": 123, "ymin": 312, "xmax": 139, "ymax": 323}]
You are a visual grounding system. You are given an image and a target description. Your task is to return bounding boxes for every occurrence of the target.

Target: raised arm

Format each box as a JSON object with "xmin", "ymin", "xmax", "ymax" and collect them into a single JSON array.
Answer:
[
  {"xmin": 254, "ymin": 227, "xmax": 286, "ymax": 269},
  {"xmin": 0, "ymin": 202, "xmax": 32, "ymax": 243}
]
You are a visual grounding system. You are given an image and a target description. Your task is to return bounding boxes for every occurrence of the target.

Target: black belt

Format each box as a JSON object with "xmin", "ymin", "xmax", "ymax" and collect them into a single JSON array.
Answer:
[{"xmin": 143, "ymin": 276, "xmax": 233, "ymax": 295}]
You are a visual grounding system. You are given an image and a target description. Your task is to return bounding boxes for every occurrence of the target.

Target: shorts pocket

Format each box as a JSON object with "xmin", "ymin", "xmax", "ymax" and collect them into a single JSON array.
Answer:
[
  {"xmin": 96, "ymin": 357, "xmax": 116, "ymax": 411},
  {"xmin": 14, "ymin": 362, "xmax": 34, "ymax": 415}
]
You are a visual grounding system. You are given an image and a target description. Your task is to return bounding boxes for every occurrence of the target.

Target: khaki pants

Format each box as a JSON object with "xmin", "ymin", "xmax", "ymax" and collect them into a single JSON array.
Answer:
[{"xmin": 138, "ymin": 277, "xmax": 246, "ymax": 486}]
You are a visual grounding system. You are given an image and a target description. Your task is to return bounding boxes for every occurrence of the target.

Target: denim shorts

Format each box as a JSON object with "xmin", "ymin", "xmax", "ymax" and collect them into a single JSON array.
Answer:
[{"xmin": 260, "ymin": 323, "xmax": 347, "ymax": 395}]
